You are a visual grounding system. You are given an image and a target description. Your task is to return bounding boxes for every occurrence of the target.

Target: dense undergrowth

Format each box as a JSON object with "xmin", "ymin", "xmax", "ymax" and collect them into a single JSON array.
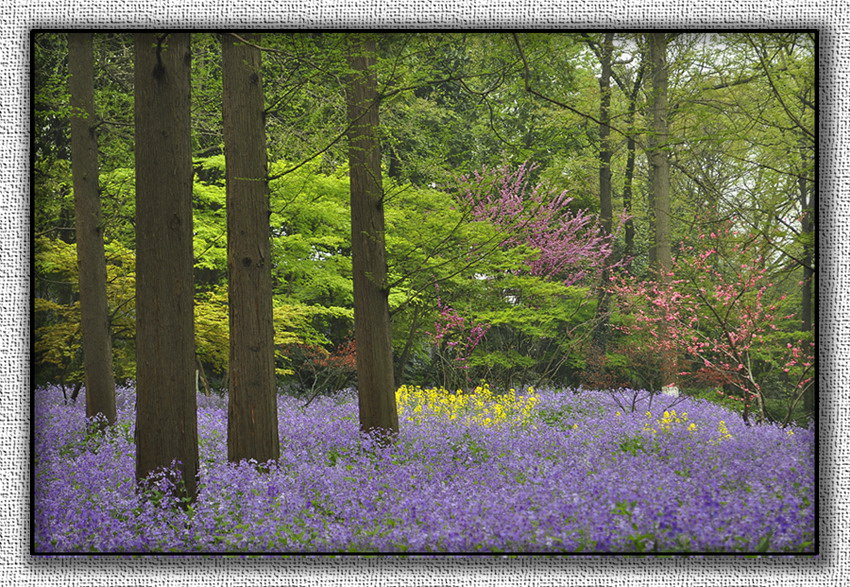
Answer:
[{"xmin": 33, "ymin": 384, "xmax": 815, "ymax": 553}]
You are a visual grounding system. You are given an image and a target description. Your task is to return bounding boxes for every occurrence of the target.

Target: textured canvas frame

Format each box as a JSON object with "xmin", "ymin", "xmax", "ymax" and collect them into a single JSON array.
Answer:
[{"xmin": 4, "ymin": 1, "xmax": 847, "ymax": 584}]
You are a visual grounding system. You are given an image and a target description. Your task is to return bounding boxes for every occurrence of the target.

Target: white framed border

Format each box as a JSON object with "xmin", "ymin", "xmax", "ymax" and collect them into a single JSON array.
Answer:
[{"xmin": 4, "ymin": 2, "xmax": 847, "ymax": 584}]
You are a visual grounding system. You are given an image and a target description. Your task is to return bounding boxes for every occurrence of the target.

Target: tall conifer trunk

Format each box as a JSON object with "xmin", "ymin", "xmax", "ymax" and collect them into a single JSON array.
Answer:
[
  {"xmin": 68, "ymin": 32, "xmax": 116, "ymax": 427},
  {"xmin": 134, "ymin": 32, "xmax": 199, "ymax": 501},
  {"xmin": 222, "ymin": 33, "xmax": 280, "ymax": 464},
  {"xmin": 345, "ymin": 35, "xmax": 399, "ymax": 437}
]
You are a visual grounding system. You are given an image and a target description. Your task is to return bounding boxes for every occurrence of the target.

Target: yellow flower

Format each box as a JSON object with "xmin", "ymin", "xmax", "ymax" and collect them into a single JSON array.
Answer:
[
  {"xmin": 393, "ymin": 381, "xmax": 546, "ymax": 427},
  {"xmin": 713, "ymin": 420, "xmax": 733, "ymax": 443}
]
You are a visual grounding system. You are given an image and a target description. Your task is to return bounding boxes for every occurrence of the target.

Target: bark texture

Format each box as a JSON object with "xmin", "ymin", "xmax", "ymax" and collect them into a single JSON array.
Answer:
[
  {"xmin": 68, "ymin": 32, "xmax": 117, "ymax": 426},
  {"xmin": 222, "ymin": 33, "xmax": 280, "ymax": 464},
  {"xmin": 345, "ymin": 35, "xmax": 399, "ymax": 437},
  {"xmin": 134, "ymin": 32, "xmax": 199, "ymax": 501},
  {"xmin": 597, "ymin": 33, "xmax": 614, "ymax": 237},
  {"xmin": 647, "ymin": 33, "xmax": 677, "ymax": 388},
  {"xmin": 648, "ymin": 33, "xmax": 673, "ymax": 280}
]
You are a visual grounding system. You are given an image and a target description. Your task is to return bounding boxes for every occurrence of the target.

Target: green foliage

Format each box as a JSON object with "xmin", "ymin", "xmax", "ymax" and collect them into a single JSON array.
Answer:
[
  {"xmin": 268, "ymin": 160, "xmax": 353, "ymax": 307},
  {"xmin": 32, "ymin": 32, "xmax": 815, "ymax": 416},
  {"xmin": 194, "ymin": 288, "xmax": 230, "ymax": 374},
  {"xmin": 92, "ymin": 34, "xmax": 135, "ymax": 170},
  {"xmin": 34, "ymin": 234, "xmax": 138, "ymax": 384},
  {"xmin": 616, "ymin": 436, "xmax": 647, "ymax": 458},
  {"xmin": 99, "ymin": 167, "xmax": 136, "ymax": 244},
  {"xmin": 34, "ymin": 296, "xmax": 82, "ymax": 383},
  {"xmin": 58, "ymin": 418, "xmax": 133, "ymax": 459}
]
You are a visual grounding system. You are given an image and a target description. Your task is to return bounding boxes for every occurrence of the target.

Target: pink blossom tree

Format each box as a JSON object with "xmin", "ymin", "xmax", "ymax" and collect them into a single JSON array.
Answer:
[
  {"xmin": 457, "ymin": 164, "xmax": 614, "ymax": 285},
  {"xmin": 428, "ymin": 164, "xmax": 616, "ymax": 388},
  {"xmin": 610, "ymin": 222, "xmax": 814, "ymax": 425},
  {"xmin": 430, "ymin": 283, "xmax": 491, "ymax": 389}
]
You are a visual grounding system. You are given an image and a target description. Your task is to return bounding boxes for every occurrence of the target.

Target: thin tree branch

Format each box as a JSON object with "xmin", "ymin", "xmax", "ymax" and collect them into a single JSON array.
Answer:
[
  {"xmin": 512, "ymin": 33, "xmax": 630, "ymax": 140},
  {"xmin": 745, "ymin": 36, "xmax": 815, "ymax": 142}
]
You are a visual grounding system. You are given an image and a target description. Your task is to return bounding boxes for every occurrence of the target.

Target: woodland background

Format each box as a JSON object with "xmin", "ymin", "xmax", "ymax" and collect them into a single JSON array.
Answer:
[{"xmin": 34, "ymin": 32, "xmax": 815, "ymax": 427}]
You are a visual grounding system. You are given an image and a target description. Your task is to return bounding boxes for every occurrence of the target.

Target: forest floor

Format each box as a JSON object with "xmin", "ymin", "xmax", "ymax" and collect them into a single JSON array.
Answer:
[{"xmin": 32, "ymin": 384, "xmax": 815, "ymax": 553}]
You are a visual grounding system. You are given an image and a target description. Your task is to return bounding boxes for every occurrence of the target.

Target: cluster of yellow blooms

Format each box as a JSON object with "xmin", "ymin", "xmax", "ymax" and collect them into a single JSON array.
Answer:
[
  {"xmin": 715, "ymin": 419, "xmax": 733, "ymax": 442},
  {"xmin": 635, "ymin": 409, "xmax": 736, "ymax": 445},
  {"xmin": 641, "ymin": 409, "xmax": 699, "ymax": 435},
  {"xmin": 395, "ymin": 383, "xmax": 539, "ymax": 427}
]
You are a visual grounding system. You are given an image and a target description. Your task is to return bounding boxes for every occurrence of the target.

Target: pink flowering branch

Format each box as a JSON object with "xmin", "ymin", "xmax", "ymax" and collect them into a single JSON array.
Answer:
[
  {"xmin": 431, "ymin": 281, "xmax": 490, "ymax": 368},
  {"xmin": 457, "ymin": 164, "xmax": 615, "ymax": 285},
  {"xmin": 425, "ymin": 165, "xmax": 623, "ymax": 389},
  {"xmin": 611, "ymin": 221, "xmax": 814, "ymax": 425}
]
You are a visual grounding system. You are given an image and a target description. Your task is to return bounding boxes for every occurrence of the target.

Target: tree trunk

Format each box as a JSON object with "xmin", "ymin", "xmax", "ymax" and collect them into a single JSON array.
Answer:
[
  {"xmin": 647, "ymin": 33, "xmax": 677, "ymax": 389},
  {"xmin": 196, "ymin": 356, "xmax": 211, "ymax": 396},
  {"xmin": 648, "ymin": 34, "xmax": 673, "ymax": 278},
  {"xmin": 798, "ymin": 148, "xmax": 815, "ymax": 418},
  {"xmin": 622, "ymin": 122, "xmax": 637, "ymax": 262},
  {"xmin": 622, "ymin": 63, "xmax": 644, "ymax": 262},
  {"xmin": 597, "ymin": 33, "xmax": 614, "ymax": 238},
  {"xmin": 589, "ymin": 33, "xmax": 615, "ymax": 380},
  {"xmin": 346, "ymin": 35, "xmax": 399, "ymax": 438},
  {"xmin": 134, "ymin": 32, "xmax": 199, "ymax": 502},
  {"xmin": 222, "ymin": 33, "xmax": 280, "ymax": 464},
  {"xmin": 68, "ymin": 32, "xmax": 117, "ymax": 428}
]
